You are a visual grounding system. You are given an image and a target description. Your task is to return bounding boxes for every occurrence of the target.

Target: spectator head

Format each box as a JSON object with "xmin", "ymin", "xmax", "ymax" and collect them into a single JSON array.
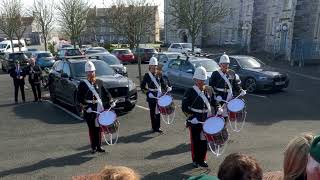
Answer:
[
  {"xmin": 283, "ymin": 133, "xmax": 314, "ymax": 180},
  {"xmin": 72, "ymin": 165, "xmax": 140, "ymax": 180},
  {"xmin": 29, "ymin": 58, "xmax": 35, "ymax": 66},
  {"xmin": 307, "ymin": 135, "xmax": 320, "ymax": 180},
  {"xmin": 218, "ymin": 153, "xmax": 263, "ymax": 180}
]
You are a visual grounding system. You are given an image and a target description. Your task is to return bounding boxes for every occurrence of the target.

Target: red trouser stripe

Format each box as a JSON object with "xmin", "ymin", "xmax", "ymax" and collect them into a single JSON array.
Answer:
[{"xmin": 189, "ymin": 127, "xmax": 195, "ymax": 161}]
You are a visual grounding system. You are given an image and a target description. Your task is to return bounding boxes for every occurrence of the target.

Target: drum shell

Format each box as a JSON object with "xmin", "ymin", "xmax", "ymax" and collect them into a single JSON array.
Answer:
[
  {"xmin": 100, "ymin": 120, "xmax": 119, "ymax": 134},
  {"xmin": 205, "ymin": 127, "xmax": 229, "ymax": 145},
  {"xmin": 157, "ymin": 96, "xmax": 175, "ymax": 115}
]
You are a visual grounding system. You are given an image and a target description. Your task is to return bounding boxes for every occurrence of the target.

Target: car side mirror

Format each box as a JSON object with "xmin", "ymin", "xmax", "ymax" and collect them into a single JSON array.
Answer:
[{"xmin": 61, "ymin": 73, "xmax": 69, "ymax": 78}]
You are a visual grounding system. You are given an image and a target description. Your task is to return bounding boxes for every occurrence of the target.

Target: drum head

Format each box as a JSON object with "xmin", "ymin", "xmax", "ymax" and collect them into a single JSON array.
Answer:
[
  {"xmin": 98, "ymin": 111, "xmax": 116, "ymax": 126},
  {"xmin": 203, "ymin": 117, "xmax": 225, "ymax": 134},
  {"xmin": 158, "ymin": 95, "xmax": 173, "ymax": 107},
  {"xmin": 227, "ymin": 99, "xmax": 245, "ymax": 112}
]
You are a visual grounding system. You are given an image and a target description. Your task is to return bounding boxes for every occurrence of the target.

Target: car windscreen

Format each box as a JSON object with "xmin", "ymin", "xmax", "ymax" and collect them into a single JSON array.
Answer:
[
  {"xmin": 145, "ymin": 49, "xmax": 156, "ymax": 53},
  {"xmin": 192, "ymin": 60, "xmax": 219, "ymax": 72},
  {"xmin": 0, "ymin": 44, "xmax": 7, "ymax": 49},
  {"xmin": 38, "ymin": 53, "xmax": 53, "ymax": 58},
  {"xmin": 72, "ymin": 61, "xmax": 114, "ymax": 77},
  {"xmin": 181, "ymin": 43, "xmax": 192, "ymax": 48},
  {"xmin": 102, "ymin": 55, "xmax": 121, "ymax": 65},
  {"xmin": 86, "ymin": 50, "xmax": 101, "ymax": 54},
  {"xmin": 117, "ymin": 50, "xmax": 131, "ymax": 54},
  {"xmin": 9, "ymin": 53, "xmax": 28, "ymax": 60},
  {"xmin": 90, "ymin": 48, "xmax": 107, "ymax": 52},
  {"xmin": 237, "ymin": 57, "xmax": 264, "ymax": 68},
  {"xmin": 65, "ymin": 49, "xmax": 82, "ymax": 56}
]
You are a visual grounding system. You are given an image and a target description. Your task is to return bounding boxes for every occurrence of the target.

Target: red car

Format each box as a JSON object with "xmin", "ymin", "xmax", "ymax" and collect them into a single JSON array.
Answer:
[{"xmin": 111, "ymin": 49, "xmax": 135, "ymax": 64}]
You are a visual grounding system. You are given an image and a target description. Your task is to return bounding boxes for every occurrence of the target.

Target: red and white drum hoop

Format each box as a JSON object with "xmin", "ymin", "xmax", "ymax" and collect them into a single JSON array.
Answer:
[
  {"xmin": 203, "ymin": 116, "xmax": 229, "ymax": 157},
  {"xmin": 98, "ymin": 110, "xmax": 120, "ymax": 145},
  {"xmin": 157, "ymin": 95, "xmax": 176, "ymax": 124},
  {"xmin": 227, "ymin": 98, "xmax": 247, "ymax": 132}
]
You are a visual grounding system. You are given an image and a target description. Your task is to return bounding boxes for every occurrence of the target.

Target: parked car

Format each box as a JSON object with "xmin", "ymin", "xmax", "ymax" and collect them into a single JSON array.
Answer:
[
  {"xmin": 111, "ymin": 49, "xmax": 135, "ymax": 64},
  {"xmin": 57, "ymin": 48, "xmax": 84, "ymax": 60},
  {"xmin": 25, "ymin": 38, "xmax": 32, "ymax": 46},
  {"xmin": 167, "ymin": 43, "xmax": 201, "ymax": 54},
  {"xmin": 1, "ymin": 52, "xmax": 29, "ymax": 72},
  {"xmin": 34, "ymin": 51, "xmax": 55, "ymax": 69},
  {"xmin": 132, "ymin": 47, "xmax": 158, "ymax": 63},
  {"xmin": 209, "ymin": 55, "xmax": 290, "ymax": 92},
  {"xmin": 153, "ymin": 52, "xmax": 183, "ymax": 66},
  {"xmin": 89, "ymin": 53, "xmax": 128, "ymax": 76},
  {"xmin": 48, "ymin": 59, "xmax": 137, "ymax": 115},
  {"xmin": 162, "ymin": 56, "xmax": 219, "ymax": 89},
  {"xmin": 86, "ymin": 47, "xmax": 108, "ymax": 53},
  {"xmin": 58, "ymin": 44, "xmax": 73, "ymax": 50}
]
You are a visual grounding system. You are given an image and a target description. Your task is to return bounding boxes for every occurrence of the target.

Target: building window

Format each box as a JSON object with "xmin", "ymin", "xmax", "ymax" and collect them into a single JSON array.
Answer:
[
  {"xmin": 232, "ymin": 29, "xmax": 237, "ymax": 41},
  {"xmin": 225, "ymin": 30, "xmax": 229, "ymax": 42}
]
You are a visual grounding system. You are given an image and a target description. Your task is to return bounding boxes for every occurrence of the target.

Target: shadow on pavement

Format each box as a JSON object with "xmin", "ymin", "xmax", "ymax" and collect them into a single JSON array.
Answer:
[
  {"xmin": 145, "ymin": 143, "xmax": 189, "ymax": 160},
  {"xmin": 0, "ymin": 151, "xmax": 93, "ymax": 178},
  {"xmin": 117, "ymin": 130, "xmax": 157, "ymax": 144},
  {"xmin": 13, "ymin": 101, "xmax": 83, "ymax": 124},
  {"xmin": 143, "ymin": 163, "xmax": 210, "ymax": 180}
]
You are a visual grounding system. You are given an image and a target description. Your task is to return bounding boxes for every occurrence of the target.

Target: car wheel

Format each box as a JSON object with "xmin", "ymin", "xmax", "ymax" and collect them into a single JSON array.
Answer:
[
  {"xmin": 124, "ymin": 104, "xmax": 135, "ymax": 112},
  {"xmin": 245, "ymin": 78, "xmax": 257, "ymax": 93}
]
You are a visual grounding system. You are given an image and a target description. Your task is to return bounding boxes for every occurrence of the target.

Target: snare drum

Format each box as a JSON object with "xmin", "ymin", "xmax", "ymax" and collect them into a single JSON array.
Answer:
[
  {"xmin": 203, "ymin": 117, "xmax": 229, "ymax": 145},
  {"xmin": 157, "ymin": 95, "xmax": 175, "ymax": 115},
  {"xmin": 98, "ymin": 111, "xmax": 119, "ymax": 134},
  {"xmin": 227, "ymin": 98, "xmax": 245, "ymax": 121}
]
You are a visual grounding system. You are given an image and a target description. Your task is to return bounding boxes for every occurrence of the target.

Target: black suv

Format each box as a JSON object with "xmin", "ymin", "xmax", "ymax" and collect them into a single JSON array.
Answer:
[
  {"xmin": 1, "ymin": 52, "xmax": 29, "ymax": 72},
  {"xmin": 48, "ymin": 59, "xmax": 137, "ymax": 115}
]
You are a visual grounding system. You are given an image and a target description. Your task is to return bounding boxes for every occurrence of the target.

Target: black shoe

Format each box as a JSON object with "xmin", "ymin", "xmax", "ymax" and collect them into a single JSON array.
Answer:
[
  {"xmin": 97, "ymin": 148, "xmax": 105, "ymax": 153},
  {"xmin": 192, "ymin": 162, "xmax": 199, "ymax": 168},
  {"xmin": 91, "ymin": 149, "xmax": 97, "ymax": 154},
  {"xmin": 198, "ymin": 161, "xmax": 208, "ymax": 167}
]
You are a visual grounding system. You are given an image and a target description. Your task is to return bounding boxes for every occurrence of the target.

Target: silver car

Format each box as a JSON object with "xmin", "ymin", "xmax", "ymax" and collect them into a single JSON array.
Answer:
[{"xmin": 163, "ymin": 56, "xmax": 219, "ymax": 89}]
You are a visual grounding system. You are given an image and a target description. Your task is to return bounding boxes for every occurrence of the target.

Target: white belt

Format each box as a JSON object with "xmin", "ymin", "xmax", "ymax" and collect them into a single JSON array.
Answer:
[
  {"xmin": 190, "ymin": 108, "xmax": 208, "ymax": 113},
  {"xmin": 215, "ymin": 88, "xmax": 231, "ymax": 92},
  {"xmin": 85, "ymin": 100, "xmax": 97, "ymax": 104},
  {"xmin": 148, "ymin": 88, "xmax": 158, "ymax": 92}
]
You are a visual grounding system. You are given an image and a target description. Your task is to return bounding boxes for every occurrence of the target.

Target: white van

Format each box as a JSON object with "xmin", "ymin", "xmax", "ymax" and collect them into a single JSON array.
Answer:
[{"xmin": 0, "ymin": 40, "xmax": 27, "ymax": 53}]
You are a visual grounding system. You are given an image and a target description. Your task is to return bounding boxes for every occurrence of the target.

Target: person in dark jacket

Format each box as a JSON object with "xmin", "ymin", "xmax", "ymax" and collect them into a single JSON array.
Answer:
[
  {"xmin": 9, "ymin": 61, "xmax": 26, "ymax": 103},
  {"xmin": 25, "ymin": 58, "xmax": 42, "ymax": 102},
  {"xmin": 209, "ymin": 53, "xmax": 246, "ymax": 117},
  {"xmin": 182, "ymin": 66, "xmax": 221, "ymax": 168},
  {"xmin": 77, "ymin": 60, "xmax": 114, "ymax": 154},
  {"xmin": 140, "ymin": 57, "xmax": 171, "ymax": 133}
]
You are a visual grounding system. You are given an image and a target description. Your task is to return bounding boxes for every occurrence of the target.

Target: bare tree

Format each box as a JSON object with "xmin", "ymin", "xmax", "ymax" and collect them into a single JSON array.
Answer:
[
  {"xmin": 57, "ymin": 0, "xmax": 90, "ymax": 48},
  {"xmin": 32, "ymin": 0, "xmax": 55, "ymax": 51},
  {"xmin": 166, "ymin": 0, "xmax": 227, "ymax": 51},
  {"xmin": 0, "ymin": 0, "xmax": 23, "ymax": 52},
  {"xmin": 105, "ymin": 0, "xmax": 155, "ymax": 49},
  {"xmin": 14, "ymin": 16, "xmax": 32, "ymax": 52}
]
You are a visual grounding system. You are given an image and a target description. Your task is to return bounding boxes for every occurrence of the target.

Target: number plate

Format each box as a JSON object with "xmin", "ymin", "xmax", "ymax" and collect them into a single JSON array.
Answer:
[
  {"xmin": 115, "ymin": 97, "xmax": 126, "ymax": 103},
  {"xmin": 275, "ymin": 81, "xmax": 285, "ymax": 85}
]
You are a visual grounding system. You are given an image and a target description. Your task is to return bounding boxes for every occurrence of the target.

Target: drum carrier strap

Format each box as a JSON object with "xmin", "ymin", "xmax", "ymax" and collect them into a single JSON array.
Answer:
[
  {"xmin": 193, "ymin": 86, "xmax": 212, "ymax": 117},
  {"xmin": 84, "ymin": 80, "xmax": 104, "ymax": 127},
  {"xmin": 217, "ymin": 69, "xmax": 233, "ymax": 101}
]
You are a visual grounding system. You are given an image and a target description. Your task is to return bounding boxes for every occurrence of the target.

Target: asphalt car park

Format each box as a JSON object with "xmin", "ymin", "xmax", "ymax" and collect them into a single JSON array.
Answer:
[{"xmin": 0, "ymin": 61, "xmax": 320, "ymax": 179}]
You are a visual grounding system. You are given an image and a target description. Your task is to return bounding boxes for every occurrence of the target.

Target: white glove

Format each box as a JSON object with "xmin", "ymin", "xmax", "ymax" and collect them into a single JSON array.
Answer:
[
  {"xmin": 86, "ymin": 108, "xmax": 93, "ymax": 113},
  {"xmin": 111, "ymin": 101, "xmax": 116, "ymax": 108},
  {"xmin": 240, "ymin": 89, "xmax": 247, "ymax": 96},
  {"xmin": 148, "ymin": 93, "xmax": 156, "ymax": 99},
  {"xmin": 216, "ymin": 107, "xmax": 224, "ymax": 116},
  {"xmin": 190, "ymin": 118, "xmax": 199, "ymax": 124},
  {"xmin": 167, "ymin": 86, "xmax": 172, "ymax": 92}
]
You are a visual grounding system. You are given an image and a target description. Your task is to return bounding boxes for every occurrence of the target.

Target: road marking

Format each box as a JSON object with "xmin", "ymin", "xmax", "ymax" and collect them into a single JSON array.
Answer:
[
  {"xmin": 136, "ymin": 105, "xmax": 150, "ymax": 111},
  {"xmin": 44, "ymin": 100, "xmax": 83, "ymax": 121}
]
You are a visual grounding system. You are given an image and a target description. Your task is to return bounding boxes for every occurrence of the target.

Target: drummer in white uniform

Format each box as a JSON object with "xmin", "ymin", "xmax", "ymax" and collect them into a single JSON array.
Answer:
[
  {"xmin": 141, "ymin": 57, "xmax": 171, "ymax": 133},
  {"xmin": 182, "ymin": 66, "xmax": 222, "ymax": 168}
]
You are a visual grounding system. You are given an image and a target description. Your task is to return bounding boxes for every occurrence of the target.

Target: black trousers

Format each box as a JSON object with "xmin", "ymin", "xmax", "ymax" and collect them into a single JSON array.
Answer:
[
  {"xmin": 14, "ymin": 80, "xmax": 25, "ymax": 102},
  {"xmin": 30, "ymin": 82, "xmax": 41, "ymax": 101},
  {"xmin": 148, "ymin": 101, "xmax": 160, "ymax": 131},
  {"xmin": 84, "ymin": 113, "xmax": 102, "ymax": 150},
  {"xmin": 189, "ymin": 126, "xmax": 207, "ymax": 163}
]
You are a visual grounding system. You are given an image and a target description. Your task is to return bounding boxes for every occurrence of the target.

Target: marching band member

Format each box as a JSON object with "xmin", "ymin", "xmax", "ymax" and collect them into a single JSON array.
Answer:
[
  {"xmin": 141, "ymin": 57, "xmax": 171, "ymax": 133},
  {"xmin": 209, "ymin": 53, "xmax": 246, "ymax": 117},
  {"xmin": 182, "ymin": 66, "xmax": 220, "ymax": 168},
  {"xmin": 77, "ymin": 61, "xmax": 114, "ymax": 154}
]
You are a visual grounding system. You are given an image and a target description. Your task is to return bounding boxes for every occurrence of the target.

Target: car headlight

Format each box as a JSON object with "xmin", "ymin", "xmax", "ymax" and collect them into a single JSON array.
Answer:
[
  {"xmin": 123, "ymin": 66, "xmax": 127, "ymax": 73},
  {"xmin": 258, "ymin": 76, "xmax": 268, "ymax": 80},
  {"xmin": 128, "ymin": 80, "xmax": 136, "ymax": 91}
]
